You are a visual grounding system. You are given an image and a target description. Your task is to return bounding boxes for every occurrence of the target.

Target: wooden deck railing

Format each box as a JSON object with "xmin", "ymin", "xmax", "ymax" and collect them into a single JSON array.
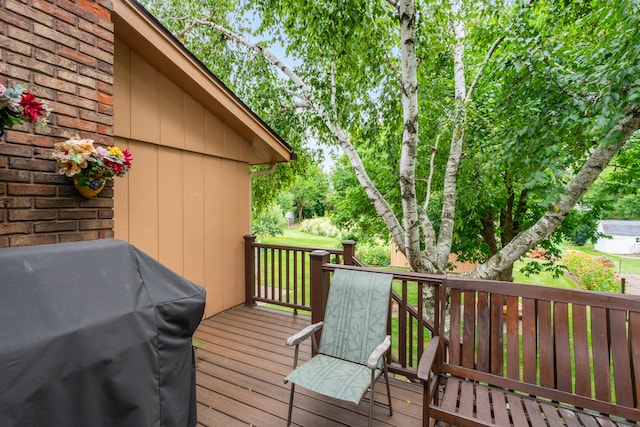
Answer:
[
  {"xmin": 244, "ymin": 235, "xmax": 356, "ymax": 311},
  {"xmin": 244, "ymin": 235, "xmax": 445, "ymax": 381}
]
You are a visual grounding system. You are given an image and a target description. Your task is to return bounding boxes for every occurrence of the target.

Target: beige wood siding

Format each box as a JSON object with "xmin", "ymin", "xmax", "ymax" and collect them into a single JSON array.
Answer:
[{"xmin": 114, "ymin": 38, "xmax": 253, "ymax": 318}]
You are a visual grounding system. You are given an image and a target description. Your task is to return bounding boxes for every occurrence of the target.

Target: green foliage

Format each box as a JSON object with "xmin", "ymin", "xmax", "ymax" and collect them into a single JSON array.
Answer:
[
  {"xmin": 356, "ymin": 240, "xmax": 391, "ymax": 267},
  {"xmin": 252, "ymin": 203, "xmax": 286, "ymax": 237},
  {"xmin": 298, "ymin": 217, "xmax": 341, "ymax": 239},
  {"xmin": 561, "ymin": 251, "xmax": 620, "ymax": 293},
  {"xmin": 584, "ymin": 136, "xmax": 640, "ymax": 220},
  {"xmin": 140, "ymin": 0, "xmax": 640, "ymax": 279},
  {"xmin": 287, "ymin": 164, "xmax": 331, "ymax": 221}
]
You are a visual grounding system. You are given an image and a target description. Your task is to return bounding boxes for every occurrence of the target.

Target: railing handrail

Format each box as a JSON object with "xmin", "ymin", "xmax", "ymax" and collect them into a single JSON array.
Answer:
[{"xmin": 251, "ymin": 241, "xmax": 346, "ymax": 255}]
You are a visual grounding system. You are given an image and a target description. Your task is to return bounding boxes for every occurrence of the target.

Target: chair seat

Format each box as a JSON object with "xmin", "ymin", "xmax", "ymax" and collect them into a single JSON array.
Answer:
[{"xmin": 286, "ymin": 354, "xmax": 382, "ymax": 404}]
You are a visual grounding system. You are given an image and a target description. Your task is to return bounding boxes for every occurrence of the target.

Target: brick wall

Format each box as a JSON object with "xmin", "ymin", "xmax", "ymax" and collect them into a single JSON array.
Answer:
[{"xmin": 0, "ymin": 0, "xmax": 115, "ymax": 248}]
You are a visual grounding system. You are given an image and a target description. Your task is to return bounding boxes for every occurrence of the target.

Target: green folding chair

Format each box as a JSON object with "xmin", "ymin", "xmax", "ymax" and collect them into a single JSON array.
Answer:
[{"xmin": 284, "ymin": 269, "xmax": 395, "ymax": 426}]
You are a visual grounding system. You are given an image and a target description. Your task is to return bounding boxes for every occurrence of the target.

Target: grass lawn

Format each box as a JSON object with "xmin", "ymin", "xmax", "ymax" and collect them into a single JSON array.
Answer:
[
  {"xmin": 513, "ymin": 259, "xmax": 579, "ymax": 289},
  {"xmin": 563, "ymin": 243, "xmax": 640, "ymax": 274},
  {"xmin": 259, "ymin": 229, "xmax": 341, "ymax": 249}
]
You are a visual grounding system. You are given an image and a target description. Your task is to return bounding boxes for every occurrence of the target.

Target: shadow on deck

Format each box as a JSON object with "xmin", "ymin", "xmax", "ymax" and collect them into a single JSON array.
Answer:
[{"xmin": 194, "ymin": 305, "xmax": 424, "ymax": 427}]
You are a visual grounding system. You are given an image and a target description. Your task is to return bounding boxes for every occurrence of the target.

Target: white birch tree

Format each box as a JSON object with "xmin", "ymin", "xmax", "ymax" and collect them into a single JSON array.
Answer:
[{"xmin": 143, "ymin": 0, "xmax": 640, "ymax": 279}]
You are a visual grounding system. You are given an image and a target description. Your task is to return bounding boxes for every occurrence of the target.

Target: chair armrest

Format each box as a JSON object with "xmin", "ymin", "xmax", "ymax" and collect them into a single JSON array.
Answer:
[
  {"xmin": 367, "ymin": 335, "xmax": 391, "ymax": 369},
  {"xmin": 286, "ymin": 322, "xmax": 324, "ymax": 347},
  {"xmin": 417, "ymin": 336, "xmax": 440, "ymax": 381}
]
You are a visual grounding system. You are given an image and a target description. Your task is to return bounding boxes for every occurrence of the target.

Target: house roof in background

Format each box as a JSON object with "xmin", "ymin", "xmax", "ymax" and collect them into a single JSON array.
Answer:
[
  {"xmin": 599, "ymin": 220, "xmax": 640, "ymax": 236},
  {"xmin": 112, "ymin": 0, "xmax": 296, "ymax": 165}
]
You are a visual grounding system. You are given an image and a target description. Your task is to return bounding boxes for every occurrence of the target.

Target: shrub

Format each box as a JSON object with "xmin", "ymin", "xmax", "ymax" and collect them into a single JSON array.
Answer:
[
  {"xmin": 356, "ymin": 240, "xmax": 391, "ymax": 267},
  {"xmin": 561, "ymin": 250, "xmax": 620, "ymax": 292},
  {"xmin": 252, "ymin": 204, "xmax": 286, "ymax": 237},
  {"xmin": 298, "ymin": 217, "xmax": 342, "ymax": 239}
]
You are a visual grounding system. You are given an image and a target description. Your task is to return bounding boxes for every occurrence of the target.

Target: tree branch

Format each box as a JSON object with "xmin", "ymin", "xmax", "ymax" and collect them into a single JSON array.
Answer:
[
  {"xmin": 466, "ymin": 103, "xmax": 640, "ymax": 279},
  {"xmin": 189, "ymin": 18, "xmax": 407, "ymax": 247}
]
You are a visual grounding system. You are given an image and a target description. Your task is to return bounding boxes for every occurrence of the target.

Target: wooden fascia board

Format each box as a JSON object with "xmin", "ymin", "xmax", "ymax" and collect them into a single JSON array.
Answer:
[{"xmin": 112, "ymin": 0, "xmax": 294, "ymax": 165}]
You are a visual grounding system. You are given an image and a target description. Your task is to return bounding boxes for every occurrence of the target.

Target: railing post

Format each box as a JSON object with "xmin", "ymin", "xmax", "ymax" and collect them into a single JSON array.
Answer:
[
  {"xmin": 342, "ymin": 240, "xmax": 356, "ymax": 265},
  {"xmin": 244, "ymin": 235, "xmax": 257, "ymax": 307},
  {"xmin": 310, "ymin": 250, "xmax": 330, "ymax": 353}
]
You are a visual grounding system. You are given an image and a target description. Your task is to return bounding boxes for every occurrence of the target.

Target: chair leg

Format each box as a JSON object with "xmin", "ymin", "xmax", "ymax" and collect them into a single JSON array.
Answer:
[
  {"xmin": 383, "ymin": 362, "xmax": 393, "ymax": 416},
  {"xmin": 369, "ymin": 372, "xmax": 375, "ymax": 427},
  {"xmin": 287, "ymin": 383, "xmax": 295, "ymax": 426}
]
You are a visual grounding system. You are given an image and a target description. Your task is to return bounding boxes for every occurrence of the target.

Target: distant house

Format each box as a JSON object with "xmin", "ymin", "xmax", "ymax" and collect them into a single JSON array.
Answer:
[{"xmin": 594, "ymin": 220, "xmax": 640, "ymax": 255}]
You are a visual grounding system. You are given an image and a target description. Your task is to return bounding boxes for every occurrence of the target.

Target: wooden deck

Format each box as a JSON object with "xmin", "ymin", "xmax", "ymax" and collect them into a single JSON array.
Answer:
[{"xmin": 194, "ymin": 305, "xmax": 424, "ymax": 427}]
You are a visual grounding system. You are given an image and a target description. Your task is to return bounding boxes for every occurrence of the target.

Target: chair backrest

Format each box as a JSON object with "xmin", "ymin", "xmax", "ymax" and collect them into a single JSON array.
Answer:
[{"xmin": 318, "ymin": 269, "xmax": 394, "ymax": 365}]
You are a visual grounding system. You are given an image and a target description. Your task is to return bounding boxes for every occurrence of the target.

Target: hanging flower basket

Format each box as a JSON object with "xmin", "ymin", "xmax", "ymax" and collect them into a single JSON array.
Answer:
[
  {"xmin": 51, "ymin": 136, "xmax": 132, "ymax": 199},
  {"xmin": 0, "ymin": 83, "xmax": 52, "ymax": 136},
  {"xmin": 73, "ymin": 175, "xmax": 107, "ymax": 199}
]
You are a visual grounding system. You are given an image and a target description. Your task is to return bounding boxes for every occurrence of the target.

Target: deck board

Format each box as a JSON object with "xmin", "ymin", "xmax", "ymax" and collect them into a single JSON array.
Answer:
[{"xmin": 195, "ymin": 305, "xmax": 423, "ymax": 426}]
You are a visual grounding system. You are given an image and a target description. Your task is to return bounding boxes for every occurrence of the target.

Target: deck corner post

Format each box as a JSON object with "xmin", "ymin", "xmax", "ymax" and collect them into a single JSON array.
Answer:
[
  {"xmin": 244, "ymin": 235, "xmax": 257, "ymax": 307},
  {"xmin": 342, "ymin": 240, "xmax": 356, "ymax": 265},
  {"xmin": 310, "ymin": 249, "xmax": 331, "ymax": 353}
]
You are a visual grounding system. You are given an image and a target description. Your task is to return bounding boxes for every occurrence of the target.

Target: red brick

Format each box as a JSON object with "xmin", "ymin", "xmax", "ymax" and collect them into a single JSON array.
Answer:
[
  {"xmin": 0, "ymin": 197, "xmax": 32, "ymax": 208},
  {"xmin": 10, "ymin": 157, "xmax": 56, "ymax": 172},
  {"xmin": 34, "ymin": 73, "xmax": 77, "ymax": 94},
  {"xmin": 97, "ymin": 38, "xmax": 114, "ymax": 55},
  {"xmin": 98, "ymin": 103, "xmax": 114, "ymax": 115},
  {"xmin": 98, "ymin": 229, "xmax": 114, "ymax": 239},
  {"xmin": 8, "ymin": 26, "xmax": 57, "ymax": 52},
  {"xmin": 0, "ymin": 157, "xmax": 6, "ymax": 168},
  {"xmin": 81, "ymin": 65, "xmax": 111, "ymax": 84},
  {"xmin": 58, "ymin": 44, "xmax": 97, "ymax": 67},
  {"xmin": 0, "ymin": 34, "xmax": 33, "ymax": 56},
  {"xmin": 0, "ymin": 183, "xmax": 5, "ymax": 195},
  {"xmin": 0, "ymin": 169, "xmax": 31, "ymax": 182},
  {"xmin": 35, "ymin": 198, "xmax": 78, "ymax": 209},
  {"xmin": 0, "ymin": 62, "xmax": 31, "ymax": 80},
  {"xmin": 9, "ymin": 209, "xmax": 57, "ymax": 221},
  {"xmin": 8, "ymin": 183, "xmax": 56, "ymax": 196},
  {"xmin": 98, "ymin": 209, "xmax": 114, "ymax": 219},
  {"xmin": 57, "ymin": 116, "xmax": 98, "ymax": 132},
  {"xmin": 59, "ymin": 231, "xmax": 100, "ymax": 242},
  {"xmin": 33, "ymin": 173, "xmax": 68, "ymax": 185},
  {"xmin": 35, "ymin": 221, "xmax": 78, "ymax": 233},
  {"xmin": 59, "ymin": 209, "xmax": 97, "ymax": 220},
  {"xmin": 58, "ymin": 69, "xmax": 96, "ymax": 89},
  {"xmin": 0, "ymin": 142, "xmax": 33, "ymax": 157},
  {"xmin": 97, "ymin": 60, "xmax": 113, "ymax": 77},
  {"xmin": 6, "ymin": 0, "xmax": 55, "ymax": 27},
  {"xmin": 34, "ymin": 22, "xmax": 76, "ymax": 48},
  {"xmin": 78, "ymin": 0, "xmax": 111, "ymax": 21},
  {"xmin": 30, "ymin": 136, "xmax": 57, "ymax": 150},
  {"xmin": 79, "ymin": 41, "xmax": 112, "ymax": 63},
  {"xmin": 0, "ymin": 8, "xmax": 31, "ymax": 30},
  {"xmin": 0, "ymin": 222, "xmax": 32, "ymax": 235},
  {"xmin": 97, "ymin": 124, "xmax": 113, "ymax": 136},
  {"xmin": 0, "ymin": 236, "xmax": 8, "ymax": 248},
  {"xmin": 78, "ymin": 87, "xmax": 99, "ymax": 102},
  {"xmin": 97, "ymin": 81, "xmax": 113, "ymax": 95},
  {"xmin": 98, "ymin": 0, "xmax": 114, "ymax": 12},
  {"xmin": 10, "ymin": 234, "xmax": 57, "ymax": 246},
  {"xmin": 35, "ymin": 49, "xmax": 78, "ymax": 72},
  {"xmin": 96, "ymin": 15, "xmax": 114, "ymax": 33},
  {"xmin": 81, "ymin": 109, "xmax": 112, "ymax": 126},
  {"xmin": 55, "ymin": 20, "xmax": 97, "ymax": 46},
  {"xmin": 6, "ymin": 52, "xmax": 55, "ymax": 76},
  {"xmin": 57, "ymin": 92, "xmax": 96, "ymax": 111},
  {"xmin": 32, "ymin": 0, "xmax": 76, "ymax": 25},
  {"xmin": 78, "ymin": 18, "xmax": 113, "ymax": 42},
  {"xmin": 79, "ymin": 197, "xmax": 113, "ymax": 208},
  {"xmin": 97, "ymin": 91, "xmax": 112, "ymax": 105},
  {"xmin": 79, "ymin": 219, "xmax": 113, "ymax": 230}
]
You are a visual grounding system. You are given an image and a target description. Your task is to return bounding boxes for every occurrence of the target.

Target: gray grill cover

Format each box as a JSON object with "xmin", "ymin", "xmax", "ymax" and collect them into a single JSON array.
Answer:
[{"xmin": 0, "ymin": 239, "xmax": 206, "ymax": 427}]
